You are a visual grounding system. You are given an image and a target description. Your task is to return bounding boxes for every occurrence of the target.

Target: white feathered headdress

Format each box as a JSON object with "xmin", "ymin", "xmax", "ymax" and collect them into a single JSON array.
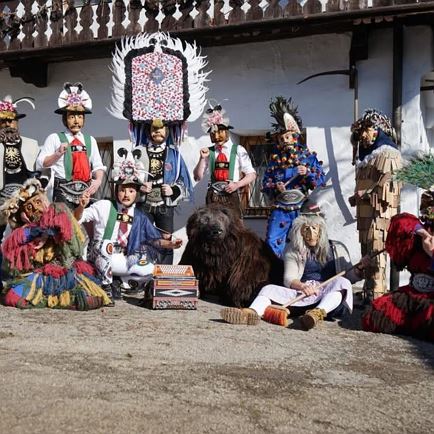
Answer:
[
  {"xmin": 109, "ymin": 32, "xmax": 210, "ymax": 146},
  {"xmin": 0, "ymin": 95, "xmax": 35, "ymax": 120}
]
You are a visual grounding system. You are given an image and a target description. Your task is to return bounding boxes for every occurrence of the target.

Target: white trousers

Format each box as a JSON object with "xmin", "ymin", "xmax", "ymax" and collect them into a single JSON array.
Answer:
[{"xmin": 250, "ymin": 276, "xmax": 352, "ymax": 316}]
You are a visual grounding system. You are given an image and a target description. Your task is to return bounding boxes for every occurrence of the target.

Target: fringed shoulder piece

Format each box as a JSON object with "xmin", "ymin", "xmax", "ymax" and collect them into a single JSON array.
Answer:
[{"xmin": 385, "ymin": 213, "xmax": 420, "ymax": 269}]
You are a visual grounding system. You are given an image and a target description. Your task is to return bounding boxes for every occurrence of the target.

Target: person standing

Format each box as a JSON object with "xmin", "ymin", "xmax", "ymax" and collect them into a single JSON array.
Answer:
[
  {"xmin": 349, "ymin": 109, "xmax": 401, "ymax": 300},
  {"xmin": 193, "ymin": 104, "xmax": 256, "ymax": 218},
  {"xmin": 36, "ymin": 82, "xmax": 106, "ymax": 209},
  {"xmin": 262, "ymin": 96, "xmax": 325, "ymax": 258}
]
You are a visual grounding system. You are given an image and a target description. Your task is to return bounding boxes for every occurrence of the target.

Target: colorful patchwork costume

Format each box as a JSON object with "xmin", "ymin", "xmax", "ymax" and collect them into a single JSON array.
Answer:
[{"xmin": 0, "ymin": 179, "xmax": 111, "ymax": 309}]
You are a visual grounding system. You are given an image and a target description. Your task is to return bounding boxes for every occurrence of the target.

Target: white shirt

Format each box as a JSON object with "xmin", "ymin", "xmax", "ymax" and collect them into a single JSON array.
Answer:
[
  {"xmin": 36, "ymin": 131, "xmax": 106, "ymax": 179},
  {"xmin": 203, "ymin": 139, "xmax": 255, "ymax": 181},
  {"xmin": 79, "ymin": 200, "xmax": 135, "ymax": 242}
]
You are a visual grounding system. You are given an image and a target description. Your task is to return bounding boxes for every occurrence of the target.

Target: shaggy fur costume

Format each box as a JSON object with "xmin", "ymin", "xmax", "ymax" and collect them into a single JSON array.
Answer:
[{"xmin": 180, "ymin": 204, "xmax": 283, "ymax": 307}]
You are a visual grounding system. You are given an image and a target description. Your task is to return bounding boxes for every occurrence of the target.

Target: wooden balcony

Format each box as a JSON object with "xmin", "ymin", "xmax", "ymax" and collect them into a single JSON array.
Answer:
[{"xmin": 1, "ymin": 0, "xmax": 433, "ymax": 86}]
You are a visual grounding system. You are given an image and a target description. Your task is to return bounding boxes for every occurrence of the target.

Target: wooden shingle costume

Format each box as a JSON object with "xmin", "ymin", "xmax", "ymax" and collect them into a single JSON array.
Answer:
[
  {"xmin": 363, "ymin": 154, "xmax": 434, "ymax": 341},
  {"xmin": 350, "ymin": 109, "xmax": 402, "ymax": 299}
]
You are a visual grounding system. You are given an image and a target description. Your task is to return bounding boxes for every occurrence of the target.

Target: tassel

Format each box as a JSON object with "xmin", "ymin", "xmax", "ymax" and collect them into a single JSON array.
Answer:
[
  {"xmin": 59, "ymin": 291, "xmax": 71, "ymax": 307},
  {"xmin": 47, "ymin": 295, "xmax": 59, "ymax": 308},
  {"xmin": 25, "ymin": 274, "xmax": 38, "ymax": 302}
]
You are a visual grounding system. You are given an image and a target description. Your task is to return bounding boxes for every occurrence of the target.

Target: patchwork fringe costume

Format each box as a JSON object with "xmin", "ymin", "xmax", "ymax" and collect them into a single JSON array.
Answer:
[
  {"xmin": 350, "ymin": 110, "xmax": 401, "ymax": 299},
  {"xmin": 0, "ymin": 180, "xmax": 111, "ymax": 309},
  {"xmin": 362, "ymin": 154, "xmax": 434, "ymax": 341},
  {"xmin": 262, "ymin": 97, "xmax": 325, "ymax": 258},
  {"xmin": 108, "ymin": 33, "xmax": 209, "ymax": 263}
]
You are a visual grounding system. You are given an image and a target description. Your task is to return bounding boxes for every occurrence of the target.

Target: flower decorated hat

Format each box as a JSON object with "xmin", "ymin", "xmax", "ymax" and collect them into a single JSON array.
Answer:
[
  {"xmin": 55, "ymin": 82, "xmax": 92, "ymax": 115},
  {"xmin": 0, "ymin": 95, "xmax": 35, "ymax": 121}
]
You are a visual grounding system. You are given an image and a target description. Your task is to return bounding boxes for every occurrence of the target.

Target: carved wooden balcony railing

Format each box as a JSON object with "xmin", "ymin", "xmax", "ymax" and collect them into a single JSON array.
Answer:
[{"xmin": 0, "ymin": 0, "xmax": 433, "ymax": 85}]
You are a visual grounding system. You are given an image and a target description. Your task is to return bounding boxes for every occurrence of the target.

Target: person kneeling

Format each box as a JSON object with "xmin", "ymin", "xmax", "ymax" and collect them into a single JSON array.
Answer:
[{"xmin": 75, "ymin": 175, "xmax": 182, "ymax": 303}]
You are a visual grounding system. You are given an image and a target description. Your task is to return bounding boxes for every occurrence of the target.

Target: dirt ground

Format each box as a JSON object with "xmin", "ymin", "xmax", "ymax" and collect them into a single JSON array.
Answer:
[{"xmin": 0, "ymin": 293, "xmax": 433, "ymax": 434}]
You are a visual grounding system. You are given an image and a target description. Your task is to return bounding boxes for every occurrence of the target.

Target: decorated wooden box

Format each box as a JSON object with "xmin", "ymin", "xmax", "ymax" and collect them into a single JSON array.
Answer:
[{"xmin": 151, "ymin": 264, "xmax": 199, "ymax": 310}]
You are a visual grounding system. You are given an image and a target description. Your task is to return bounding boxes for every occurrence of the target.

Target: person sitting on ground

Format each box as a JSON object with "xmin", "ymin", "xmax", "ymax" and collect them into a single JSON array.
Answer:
[
  {"xmin": 74, "ymin": 154, "xmax": 182, "ymax": 302},
  {"xmin": 221, "ymin": 203, "xmax": 370, "ymax": 329},
  {"xmin": 0, "ymin": 179, "xmax": 112, "ymax": 310}
]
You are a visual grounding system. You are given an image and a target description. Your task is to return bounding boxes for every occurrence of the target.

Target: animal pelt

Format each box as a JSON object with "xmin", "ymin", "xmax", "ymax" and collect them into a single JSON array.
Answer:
[{"xmin": 180, "ymin": 203, "xmax": 283, "ymax": 307}]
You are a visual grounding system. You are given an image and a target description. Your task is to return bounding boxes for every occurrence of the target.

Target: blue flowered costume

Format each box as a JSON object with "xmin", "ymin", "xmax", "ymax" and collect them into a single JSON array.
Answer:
[{"xmin": 262, "ymin": 135, "xmax": 325, "ymax": 257}]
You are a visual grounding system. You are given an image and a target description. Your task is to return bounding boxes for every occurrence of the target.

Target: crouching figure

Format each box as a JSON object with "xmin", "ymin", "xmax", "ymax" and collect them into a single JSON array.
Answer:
[{"xmin": 0, "ymin": 179, "xmax": 112, "ymax": 309}]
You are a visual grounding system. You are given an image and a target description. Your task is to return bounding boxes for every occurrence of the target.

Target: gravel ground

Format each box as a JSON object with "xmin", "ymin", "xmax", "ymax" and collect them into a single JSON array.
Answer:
[{"xmin": 0, "ymin": 294, "xmax": 433, "ymax": 434}]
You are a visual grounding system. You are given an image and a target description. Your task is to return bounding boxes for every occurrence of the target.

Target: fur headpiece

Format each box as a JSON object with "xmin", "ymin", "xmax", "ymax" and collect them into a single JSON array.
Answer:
[
  {"xmin": 0, "ymin": 178, "xmax": 45, "ymax": 228},
  {"xmin": 351, "ymin": 109, "xmax": 396, "ymax": 142},
  {"xmin": 0, "ymin": 95, "xmax": 35, "ymax": 121},
  {"xmin": 109, "ymin": 32, "xmax": 209, "ymax": 146},
  {"xmin": 55, "ymin": 82, "xmax": 92, "ymax": 115},
  {"xmin": 269, "ymin": 96, "xmax": 302, "ymax": 134},
  {"xmin": 395, "ymin": 152, "xmax": 434, "ymax": 224},
  {"xmin": 201, "ymin": 104, "xmax": 233, "ymax": 133}
]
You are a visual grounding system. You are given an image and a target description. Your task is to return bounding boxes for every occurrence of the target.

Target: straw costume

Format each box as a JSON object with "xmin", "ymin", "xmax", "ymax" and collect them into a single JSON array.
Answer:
[
  {"xmin": 193, "ymin": 104, "xmax": 256, "ymax": 218},
  {"xmin": 362, "ymin": 153, "xmax": 434, "ymax": 341},
  {"xmin": 0, "ymin": 179, "xmax": 111, "ymax": 309},
  {"xmin": 109, "ymin": 32, "xmax": 209, "ymax": 263},
  {"xmin": 349, "ymin": 109, "xmax": 402, "ymax": 300},
  {"xmin": 262, "ymin": 97, "xmax": 325, "ymax": 258}
]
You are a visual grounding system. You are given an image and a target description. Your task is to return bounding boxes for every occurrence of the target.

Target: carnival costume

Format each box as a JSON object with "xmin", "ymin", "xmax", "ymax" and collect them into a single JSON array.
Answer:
[
  {"xmin": 196, "ymin": 104, "xmax": 256, "ymax": 217},
  {"xmin": 350, "ymin": 109, "xmax": 401, "ymax": 299},
  {"xmin": 109, "ymin": 33, "xmax": 208, "ymax": 263},
  {"xmin": 36, "ymin": 83, "xmax": 106, "ymax": 208},
  {"xmin": 221, "ymin": 204, "xmax": 364, "ymax": 328},
  {"xmin": 362, "ymin": 154, "xmax": 434, "ymax": 341},
  {"xmin": 262, "ymin": 97, "xmax": 325, "ymax": 258},
  {"xmin": 0, "ymin": 179, "xmax": 111, "ymax": 309},
  {"xmin": 0, "ymin": 95, "xmax": 39, "ymax": 201},
  {"xmin": 80, "ymin": 148, "xmax": 167, "ymax": 293}
]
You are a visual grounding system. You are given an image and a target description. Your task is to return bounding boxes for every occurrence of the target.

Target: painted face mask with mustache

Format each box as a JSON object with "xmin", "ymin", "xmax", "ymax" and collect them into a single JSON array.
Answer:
[{"xmin": 19, "ymin": 193, "xmax": 49, "ymax": 224}]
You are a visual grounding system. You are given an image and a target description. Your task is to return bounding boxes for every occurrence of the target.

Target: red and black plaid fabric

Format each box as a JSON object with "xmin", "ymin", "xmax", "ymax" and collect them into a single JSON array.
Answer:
[{"xmin": 362, "ymin": 285, "xmax": 434, "ymax": 342}]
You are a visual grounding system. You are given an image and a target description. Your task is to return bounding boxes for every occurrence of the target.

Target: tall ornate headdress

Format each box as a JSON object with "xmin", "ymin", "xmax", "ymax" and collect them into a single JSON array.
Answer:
[
  {"xmin": 109, "ymin": 32, "xmax": 209, "ymax": 146},
  {"xmin": 395, "ymin": 152, "xmax": 434, "ymax": 224},
  {"xmin": 111, "ymin": 147, "xmax": 146, "ymax": 186},
  {"xmin": 269, "ymin": 96, "xmax": 302, "ymax": 134},
  {"xmin": 55, "ymin": 82, "xmax": 92, "ymax": 115},
  {"xmin": 201, "ymin": 103, "xmax": 233, "ymax": 133},
  {"xmin": 0, "ymin": 95, "xmax": 35, "ymax": 121}
]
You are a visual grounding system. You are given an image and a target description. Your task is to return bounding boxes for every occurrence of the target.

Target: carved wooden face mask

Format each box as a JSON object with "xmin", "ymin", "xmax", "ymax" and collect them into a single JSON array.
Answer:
[{"xmin": 301, "ymin": 223, "xmax": 321, "ymax": 247}]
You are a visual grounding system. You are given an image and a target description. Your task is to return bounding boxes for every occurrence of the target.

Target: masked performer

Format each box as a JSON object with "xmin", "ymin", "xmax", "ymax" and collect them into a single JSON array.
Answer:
[
  {"xmin": 362, "ymin": 154, "xmax": 434, "ymax": 341},
  {"xmin": 36, "ymin": 83, "xmax": 106, "ymax": 209},
  {"xmin": 74, "ymin": 148, "xmax": 182, "ymax": 301},
  {"xmin": 193, "ymin": 105, "xmax": 256, "ymax": 218},
  {"xmin": 0, "ymin": 179, "xmax": 112, "ymax": 309},
  {"xmin": 349, "ymin": 109, "xmax": 401, "ymax": 300},
  {"xmin": 221, "ymin": 203, "xmax": 370, "ymax": 329},
  {"xmin": 108, "ymin": 33, "xmax": 209, "ymax": 263},
  {"xmin": 262, "ymin": 97, "xmax": 325, "ymax": 258}
]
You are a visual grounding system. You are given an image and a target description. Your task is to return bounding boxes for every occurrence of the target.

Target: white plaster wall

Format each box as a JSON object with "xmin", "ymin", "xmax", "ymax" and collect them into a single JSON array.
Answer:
[{"xmin": 0, "ymin": 26, "xmax": 432, "ymax": 271}]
